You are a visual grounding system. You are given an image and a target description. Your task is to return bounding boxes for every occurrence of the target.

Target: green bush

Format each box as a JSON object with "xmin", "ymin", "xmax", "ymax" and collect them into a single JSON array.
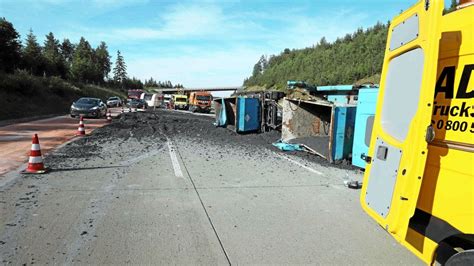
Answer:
[{"xmin": 0, "ymin": 72, "xmax": 125, "ymax": 120}]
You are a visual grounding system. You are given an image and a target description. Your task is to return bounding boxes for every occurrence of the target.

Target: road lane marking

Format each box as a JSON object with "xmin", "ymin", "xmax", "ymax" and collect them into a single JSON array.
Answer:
[
  {"xmin": 172, "ymin": 141, "xmax": 232, "ymax": 265},
  {"xmin": 167, "ymin": 140, "xmax": 184, "ymax": 178},
  {"xmin": 276, "ymin": 153, "xmax": 324, "ymax": 175}
]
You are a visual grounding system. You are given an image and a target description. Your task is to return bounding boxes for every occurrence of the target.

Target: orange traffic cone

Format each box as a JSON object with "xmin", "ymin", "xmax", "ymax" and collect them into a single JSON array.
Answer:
[
  {"xmin": 77, "ymin": 116, "xmax": 86, "ymax": 136},
  {"xmin": 21, "ymin": 134, "xmax": 49, "ymax": 174},
  {"xmin": 106, "ymin": 110, "xmax": 112, "ymax": 122}
]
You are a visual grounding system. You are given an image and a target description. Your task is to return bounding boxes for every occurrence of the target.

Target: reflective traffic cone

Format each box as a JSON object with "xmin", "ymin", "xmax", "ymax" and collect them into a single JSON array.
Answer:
[
  {"xmin": 106, "ymin": 110, "xmax": 112, "ymax": 122},
  {"xmin": 76, "ymin": 116, "xmax": 86, "ymax": 136},
  {"xmin": 121, "ymin": 106, "xmax": 124, "ymax": 113},
  {"xmin": 21, "ymin": 134, "xmax": 49, "ymax": 174}
]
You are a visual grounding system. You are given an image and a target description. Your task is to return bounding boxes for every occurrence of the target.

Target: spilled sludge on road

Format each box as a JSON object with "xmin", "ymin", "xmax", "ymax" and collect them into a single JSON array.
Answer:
[{"xmin": 0, "ymin": 110, "xmax": 420, "ymax": 265}]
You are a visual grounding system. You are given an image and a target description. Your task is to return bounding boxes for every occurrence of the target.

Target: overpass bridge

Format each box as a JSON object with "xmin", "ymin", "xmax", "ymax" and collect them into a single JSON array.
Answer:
[{"xmin": 153, "ymin": 86, "xmax": 243, "ymax": 94}]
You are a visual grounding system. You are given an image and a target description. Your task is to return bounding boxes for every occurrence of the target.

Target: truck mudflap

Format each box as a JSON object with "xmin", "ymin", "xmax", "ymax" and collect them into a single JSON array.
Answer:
[{"xmin": 360, "ymin": 0, "xmax": 444, "ymax": 254}]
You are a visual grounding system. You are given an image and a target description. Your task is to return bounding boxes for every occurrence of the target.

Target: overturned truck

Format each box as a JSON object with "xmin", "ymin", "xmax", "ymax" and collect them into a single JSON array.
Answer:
[{"xmin": 281, "ymin": 98, "xmax": 356, "ymax": 163}]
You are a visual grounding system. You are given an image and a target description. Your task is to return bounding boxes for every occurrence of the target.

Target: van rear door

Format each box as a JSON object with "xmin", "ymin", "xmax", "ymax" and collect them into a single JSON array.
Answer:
[{"xmin": 360, "ymin": 0, "xmax": 444, "ymax": 241}]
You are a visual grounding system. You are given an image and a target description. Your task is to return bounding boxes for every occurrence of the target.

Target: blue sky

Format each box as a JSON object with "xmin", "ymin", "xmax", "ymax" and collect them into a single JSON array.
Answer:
[{"xmin": 1, "ymin": 0, "xmax": 422, "ymax": 88}]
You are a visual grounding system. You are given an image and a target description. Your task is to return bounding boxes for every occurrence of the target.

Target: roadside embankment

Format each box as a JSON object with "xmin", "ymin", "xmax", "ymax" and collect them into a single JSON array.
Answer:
[{"xmin": 0, "ymin": 71, "xmax": 125, "ymax": 121}]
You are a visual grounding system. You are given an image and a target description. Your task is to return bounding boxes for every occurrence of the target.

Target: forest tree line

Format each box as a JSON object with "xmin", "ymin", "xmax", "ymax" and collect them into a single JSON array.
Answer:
[
  {"xmin": 0, "ymin": 17, "xmax": 182, "ymax": 91},
  {"xmin": 243, "ymin": 22, "xmax": 389, "ymax": 90}
]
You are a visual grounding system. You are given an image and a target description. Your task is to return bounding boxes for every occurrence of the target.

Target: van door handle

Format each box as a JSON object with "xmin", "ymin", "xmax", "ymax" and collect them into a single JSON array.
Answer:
[{"xmin": 425, "ymin": 124, "xmax": 435, "ymax": 143}]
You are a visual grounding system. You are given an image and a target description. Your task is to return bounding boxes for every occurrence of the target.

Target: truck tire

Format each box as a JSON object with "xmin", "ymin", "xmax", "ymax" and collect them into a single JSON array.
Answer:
[{"xmin": 445, "ymin": 250, "xmax": 474, "ymax": 266}]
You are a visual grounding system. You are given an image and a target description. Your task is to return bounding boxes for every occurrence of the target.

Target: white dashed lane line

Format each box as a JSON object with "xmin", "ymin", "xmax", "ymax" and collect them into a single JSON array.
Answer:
[
  {"xmin": 167, "ymin": 139, "xmax": 184, "ymax": 178},
  {"xmin": 275, "ymin": 153, "xmax": 324, "ymax": 175}
]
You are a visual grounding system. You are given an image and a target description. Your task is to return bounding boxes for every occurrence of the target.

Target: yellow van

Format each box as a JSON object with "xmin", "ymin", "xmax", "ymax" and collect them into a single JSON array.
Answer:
[
  {"xmin": 172, "ymin": 94, "xmax": 188, "ymax": 110},
  {"xmin": 360, "ymin": 1, "xmax": 473, "ymax": 264}
]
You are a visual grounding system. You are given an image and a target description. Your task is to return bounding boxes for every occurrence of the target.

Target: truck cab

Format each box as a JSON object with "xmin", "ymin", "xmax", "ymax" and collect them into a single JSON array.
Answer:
[
  {"xmin": 189, "ymin": 91, "xmax": 213, "ymax": 113},
  {"xmin": 172, "ymin": 94, "xmax": 188, "ymax": 110}
]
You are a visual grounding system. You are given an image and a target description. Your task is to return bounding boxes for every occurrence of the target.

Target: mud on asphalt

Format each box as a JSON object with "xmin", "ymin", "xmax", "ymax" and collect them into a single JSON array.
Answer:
[
  {"xmin": 0, "ymin": 109, "xmax": 360, "ymax": 264},
  {"xmin": 46, "ymin": 109, "xmax": 357, "ymax": 171}
]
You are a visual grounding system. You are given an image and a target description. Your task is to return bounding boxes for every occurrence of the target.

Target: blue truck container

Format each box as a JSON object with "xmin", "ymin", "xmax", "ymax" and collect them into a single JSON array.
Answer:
[
  {"xmin": 236, "ymin": 97, "xmax": 260, "ymax": 133},
  {"xmin": 331, "ymin": 106, "xmax": 356, "ymax": 161},
  {"xmin": 317, "ymin": 85, "xmax": 353, "ymax": 92},
  {"xmin": 317, "ymin": 85, "xmax": 358, "ymax": 105},
  {"xmin": 352, "ymin": 88, "xmax": 379, "ymax": 168}
]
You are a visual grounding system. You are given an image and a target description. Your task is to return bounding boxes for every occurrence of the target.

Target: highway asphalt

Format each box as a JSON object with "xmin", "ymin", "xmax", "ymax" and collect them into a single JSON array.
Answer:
[{"xmin": 0, "ymin": 110, "xmax": 421, "ymax": 265}]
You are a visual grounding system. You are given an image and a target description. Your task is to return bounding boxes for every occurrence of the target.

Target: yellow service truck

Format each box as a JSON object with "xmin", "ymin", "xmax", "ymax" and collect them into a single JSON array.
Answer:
[{"xmin": 360, "ymin": 0, "xmax": 473, "ymax": 265}]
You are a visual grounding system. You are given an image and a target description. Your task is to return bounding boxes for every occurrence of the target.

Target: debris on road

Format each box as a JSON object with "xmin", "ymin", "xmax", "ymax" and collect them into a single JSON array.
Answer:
[
  {"xmin": 344, "ymin": 180, "xmax": 362, "ymax": 189},
  {"xmin": 0, "ymin": 109, "xmax": 417, "ymax": 265},
  {"xmin": 272, "ymin": 140, "xmax": 304, "ymax": 151}
]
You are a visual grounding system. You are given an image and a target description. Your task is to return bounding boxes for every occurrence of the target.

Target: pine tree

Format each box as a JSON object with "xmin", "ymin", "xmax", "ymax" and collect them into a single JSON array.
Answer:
[
  {"xmin": 113, "ymin": 50, "xmax": 127, "ymax": 84},
  {"xmin": 60, "ymin": 38, "xmax": 75, "ymax": 64},
  {"xmin": 0, "ymin": 17, "xmax": 22, "ymax": 73},
  {"xmin": 145, "ymin": 77, "xmax": 158, "ymax": 87},
  {"xmin": 70, "ymin": 37, "xmax": 95, "ymax": 82},
  {"xmin": 94, "ymin": 41, "xmax": 111, "ymax": 81},
  {"xmin": 23, "ymin": 29, "xmax": 45, "ymax": 75},
  {"xmin": 43, "ymin": 32, "xmax": 66, "ymax": 77},
  {"xmin": 252, "ymin": 59, "xmax": 262, "ymax": 77}
]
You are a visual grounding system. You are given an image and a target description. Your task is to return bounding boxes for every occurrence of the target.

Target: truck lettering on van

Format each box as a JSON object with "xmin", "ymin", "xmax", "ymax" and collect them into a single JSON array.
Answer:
[{"xmin": 432, "ymin": 64, "xmax": 474, "ymax": 135}]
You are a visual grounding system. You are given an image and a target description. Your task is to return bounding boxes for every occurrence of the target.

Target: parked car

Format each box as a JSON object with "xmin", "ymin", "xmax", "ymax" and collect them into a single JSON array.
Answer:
[
  {"xmin": 70, "ymin": 97, "xmax": 107, "ymax": 118},
  {"xmin": 106, "ymin": 96, "xmax": 122, "ymax": 107},
  {"xmin": 126, "ymin": 98, "xmax": 148, "ymax": 109}
]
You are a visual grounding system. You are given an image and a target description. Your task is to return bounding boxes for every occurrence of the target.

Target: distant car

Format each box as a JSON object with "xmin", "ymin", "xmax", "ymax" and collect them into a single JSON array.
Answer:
[
  {"xmin": 70, "ymin": 97, "xmax": 107, "ymax": 118},
  {"xmin": 106, "ymin": 96, "xmax": 122, "ymax": 107},
  {"xmin": 126, "ymin": 98, "xmax": 148, "ymax": 109}
]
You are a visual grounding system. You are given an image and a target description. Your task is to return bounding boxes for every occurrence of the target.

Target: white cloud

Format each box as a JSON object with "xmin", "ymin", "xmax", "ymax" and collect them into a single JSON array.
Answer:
[
  {"xmin": 55, "ymin": 2, "xmax": 377, "ymax": 87},
  {"xmin": 122, "ymin": 5, "xmax": 372, "ymax": 86},
  {"xmin": 127, "ymin": 47, "xmax": 261, "ymax": 87},
  {"xmin": 109, "ymin": 4, "xmax": 264, "ymax": 41},
  {"xmin": 158, "ymin": 4, "xmax": 224, "ymax": 37}
]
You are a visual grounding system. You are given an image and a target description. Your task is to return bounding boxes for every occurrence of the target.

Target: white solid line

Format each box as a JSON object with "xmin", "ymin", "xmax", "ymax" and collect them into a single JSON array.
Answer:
[
  {"xmin": 167, "ymin": 140, "xmax": 184, "ymax": 178},
  {"xmin": 276, "ymin": 153, "xmax": 323, "ymax": 175}
]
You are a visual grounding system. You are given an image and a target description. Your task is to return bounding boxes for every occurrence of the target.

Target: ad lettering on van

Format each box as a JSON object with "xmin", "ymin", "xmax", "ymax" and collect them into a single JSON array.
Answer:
[{"xmin": 431, "ymin": 64, "xmax": 474, "ymax": 143}]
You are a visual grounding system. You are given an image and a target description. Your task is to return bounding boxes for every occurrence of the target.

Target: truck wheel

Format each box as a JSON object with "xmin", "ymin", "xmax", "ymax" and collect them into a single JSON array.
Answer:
[{"xmin": 445, "ymin": 250, "xmax": 474, "ymax": 266}]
